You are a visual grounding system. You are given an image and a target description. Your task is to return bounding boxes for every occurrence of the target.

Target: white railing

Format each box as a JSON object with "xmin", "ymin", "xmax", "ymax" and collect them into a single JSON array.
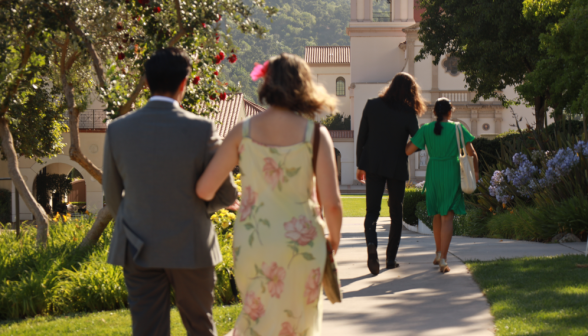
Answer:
[
  {"xmin": 65, "ymin": 110, "xmax": 110, "ymax": 129},
  {"xmin": 439, "ymin": 92, "xmax": 470, "ymax": 102}
]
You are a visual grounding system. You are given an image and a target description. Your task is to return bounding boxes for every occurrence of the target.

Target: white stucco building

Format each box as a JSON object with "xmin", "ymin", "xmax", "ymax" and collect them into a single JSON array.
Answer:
[{"xmin": 306, "ymin": 0, "xmax": 541, "ymax": 191}]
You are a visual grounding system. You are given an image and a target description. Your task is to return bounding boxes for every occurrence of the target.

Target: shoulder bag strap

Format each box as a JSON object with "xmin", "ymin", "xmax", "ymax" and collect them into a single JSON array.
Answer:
[{"xmin": 312, "ymin": 122, "xmax": 320, "ymax": 173}]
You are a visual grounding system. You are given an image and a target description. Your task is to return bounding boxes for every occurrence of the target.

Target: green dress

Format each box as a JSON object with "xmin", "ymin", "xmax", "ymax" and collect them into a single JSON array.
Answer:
[{"xmin": 411, "ymin": 121, "xmax": 475, "ymax": 217}]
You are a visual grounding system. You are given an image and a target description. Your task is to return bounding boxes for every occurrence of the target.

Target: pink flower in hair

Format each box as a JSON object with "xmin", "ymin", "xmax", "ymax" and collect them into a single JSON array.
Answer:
[{"xmin": 250, "ymin": 61, "xmax": 269, "ymax": 81}]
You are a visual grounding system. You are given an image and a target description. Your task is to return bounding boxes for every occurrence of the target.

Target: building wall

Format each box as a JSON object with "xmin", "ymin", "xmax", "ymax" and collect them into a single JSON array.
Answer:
[
  {"xmin": 309, "ymin": 66, "xmax": 352, "ymax": 117},
  {"xmin": 332, "ymin": 140, "xmax": 355, "ymax": 186},
  {"xmin": 351, "ymin": 36, "xmax": 407, "ymax": 84}
]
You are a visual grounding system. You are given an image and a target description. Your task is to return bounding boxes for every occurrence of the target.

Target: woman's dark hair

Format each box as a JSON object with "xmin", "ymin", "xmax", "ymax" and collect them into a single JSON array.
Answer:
[
  {"xmin": 145, "ymin": 47, "xmax": 192, "ymax": 95},
  {"xmin": 379, "ymin": 72, "xmax": 427, "ymax": 116},
  {"xmin": 434, "ymin": 98, "xmax": 453, "ymax": 135},
  {"xmin": 258, "ymin": 53, "xmax": 337, "ymax": 118}
]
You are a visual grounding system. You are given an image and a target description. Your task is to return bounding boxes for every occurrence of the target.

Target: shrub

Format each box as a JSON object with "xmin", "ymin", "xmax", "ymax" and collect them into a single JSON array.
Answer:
[
  {"xmin": 403, "ymin": 188, "xmax": 426, "ymax": 225},
  {"xmin": 320, "ymin": 113, "xmax": 351, "ymax": 130},
  {"xmin": 0, "ymin": 214, "xmax": 239, "ymax": 320},
  {"xmin": 459, "ymin": 206, "xmax": 491, "ymax": 237},
  {"xmin": 471, "ymin": 137, "xmax": 500, "ymax": 174},
  {"xmin": 0, "ymin": 189, "xmax": 11, "ymax": 224},
  {"xmin": 416, "ymin": 201, "xmax": 486, "ymax": 237},
  {"xmin": 486, "ymin": 208, "xmax": 539, "ymax": 240},
  {"xmin": 415, "ymin": 201, "xmax": 432, "ymax": 230}
]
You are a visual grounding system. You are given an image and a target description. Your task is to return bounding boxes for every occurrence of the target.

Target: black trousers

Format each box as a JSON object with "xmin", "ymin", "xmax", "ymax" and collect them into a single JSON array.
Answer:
[
  {"xmin": 124, "ymin": 244, "xmax": 217, "ymax": 336},
  {"xmin": 364, "ymin": 173, "xmax": 405, "ymax": 263}
]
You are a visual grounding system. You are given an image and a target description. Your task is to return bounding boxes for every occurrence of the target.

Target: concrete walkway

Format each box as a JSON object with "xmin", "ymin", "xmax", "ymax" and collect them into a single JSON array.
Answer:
[{"xmin": 320, "ymin": 217, "xmax": 584, "ymax": 336}]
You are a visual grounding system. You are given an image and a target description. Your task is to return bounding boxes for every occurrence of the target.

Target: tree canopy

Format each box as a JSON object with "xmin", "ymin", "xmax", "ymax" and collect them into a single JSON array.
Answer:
[
  {"xmin": 521, "ymin": 0, "xmax": 588, "ymax": 117},
  {"xmin": 416, "ymin": 0, "xmax": 561, "ymax": 129}
]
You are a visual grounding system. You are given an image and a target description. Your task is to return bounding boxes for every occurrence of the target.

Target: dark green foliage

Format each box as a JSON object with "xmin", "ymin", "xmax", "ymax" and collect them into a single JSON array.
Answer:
[
  {"xmin": 35, "ymin": 168, "xmax": 72, "ymax": 214},
  {"xmin": 403, "ymin": 188, "xmax": 426, "ymax": 225},
  {"xmin": 320, "ymin": 113, "xmax": 351, "ymax": 130},
  {"xmin": 415, "ymin": 201, "xmax": 484, "ymax": 237},
  {"xmin": 471, "ymin": 137, "xmax": 500, "ymax": 174},
  {"xmin": 486, "ymin": 196, "xmax": 588, "ymax": 241},
  {"xmin": 415, "ymin": 201, "xmax": 431, "ymax": 229},
  {"xmin": 0, "ymin": 189, "xmax": 11, "ymax": 224},
  {"xmin": 224, "ymin": 0, "xmax": 351, "ymax": 103}
]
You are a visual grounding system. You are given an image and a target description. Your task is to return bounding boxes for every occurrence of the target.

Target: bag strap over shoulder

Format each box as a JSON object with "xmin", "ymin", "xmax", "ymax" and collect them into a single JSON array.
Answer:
[
  {"xmin": 454, "ymin": 122, "xmax": 466, "ymax": 156},
  {"xmin": 312, "ymin": 122, "xmax": 320, "ymax": 173}
]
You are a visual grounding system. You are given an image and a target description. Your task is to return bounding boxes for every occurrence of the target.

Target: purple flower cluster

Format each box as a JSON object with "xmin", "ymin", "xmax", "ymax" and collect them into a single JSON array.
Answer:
[
  {"xmin": 487, "ymin": 141, "xmax": 585, "ymax": 204},
  {"xmin": 540, "ymin": 147, "xmax": 579, "ymax": 187},
  {"xmin": 488, "ymin": 170, "xmax": 512, "ymax": 204},
  {"xmin": 504, "ymin": 153, "xmax": 539, "ymax": 197},
  {"xmin": 574, "ymin": 141, "xmax": 588, "ymax": 156}
]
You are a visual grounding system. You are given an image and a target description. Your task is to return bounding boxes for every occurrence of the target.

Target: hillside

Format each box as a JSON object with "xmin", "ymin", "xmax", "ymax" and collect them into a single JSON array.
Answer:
[{"xmin": 223, "ymin": 0, "xmax": 351, "ymax": 103}]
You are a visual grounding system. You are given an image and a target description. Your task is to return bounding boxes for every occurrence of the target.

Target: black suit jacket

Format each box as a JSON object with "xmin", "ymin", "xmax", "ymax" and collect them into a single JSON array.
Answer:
[{"xmin": 356, "ymin": 98, "xmax": 420, "ymax": 181}]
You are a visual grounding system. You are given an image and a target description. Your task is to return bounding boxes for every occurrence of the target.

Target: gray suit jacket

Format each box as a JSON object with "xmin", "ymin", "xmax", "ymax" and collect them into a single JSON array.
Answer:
[{"xmin": 103, "ymin": 100, "xmax": 238, "ymax": 269}]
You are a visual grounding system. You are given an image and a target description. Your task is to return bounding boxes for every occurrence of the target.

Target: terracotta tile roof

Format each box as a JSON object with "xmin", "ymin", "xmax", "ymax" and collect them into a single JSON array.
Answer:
[
  {"xmin": 244, "ymin": 100, "xmax": 265, "ymax": 117},
  {"xmin": 209, "ymin": 93, "xmax": 244, "ymax": 138},
  {"xmin": 329, "ymin": 130, "xmax": 354, "ymax": 139},
  {"xmin": 305, "ymin": 46, "xmax": 350, "ymax": 65}
]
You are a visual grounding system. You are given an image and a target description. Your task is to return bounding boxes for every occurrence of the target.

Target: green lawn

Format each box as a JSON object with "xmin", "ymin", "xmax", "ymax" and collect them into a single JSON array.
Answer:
[
  {"xmin": 341, "ymin": 195, "xmax": 389, "ymax": 217},
  {"xmin": 0, "ymin": 304, "xmax": 242, "ymax": 336},
  {"xmin": 467, "ymin": 255, "xmax": 588, "ymax": 336}
]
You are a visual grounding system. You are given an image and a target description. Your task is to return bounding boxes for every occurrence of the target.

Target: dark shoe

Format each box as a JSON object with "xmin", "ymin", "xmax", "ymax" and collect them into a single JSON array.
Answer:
[
  {"xmin": 367, "ymin": 243, "xmax": 380, "ymax": 275},
  {"xmin": 386, "ymin": 261, "xmax": 400, "ymax": 269}
]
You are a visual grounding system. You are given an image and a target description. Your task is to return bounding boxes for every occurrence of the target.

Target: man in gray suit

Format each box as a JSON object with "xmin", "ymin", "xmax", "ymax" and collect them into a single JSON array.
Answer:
[{"xmin": 103, "ymin": 47, "xmax": 238, "ymax": 336}]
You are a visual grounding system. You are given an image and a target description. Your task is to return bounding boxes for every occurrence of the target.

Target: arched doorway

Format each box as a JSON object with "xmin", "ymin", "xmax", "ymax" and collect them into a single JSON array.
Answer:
[{"xmin": 32, "ymin": 163, "xmax": 87, "ymax": 216}]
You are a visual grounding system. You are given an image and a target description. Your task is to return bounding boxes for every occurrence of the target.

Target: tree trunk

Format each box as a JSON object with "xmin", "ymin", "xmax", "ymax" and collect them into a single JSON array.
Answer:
[
  {"xmin": 0, "ymin": 118, "xmax": 50, "ymax": 245},
  {"xmin": 534, "ymin": 95, "xmax": 546, "ymax": 130},
  {"xmin": 78, "ymin": 206, "xmax": 113, "ymax": 248}
]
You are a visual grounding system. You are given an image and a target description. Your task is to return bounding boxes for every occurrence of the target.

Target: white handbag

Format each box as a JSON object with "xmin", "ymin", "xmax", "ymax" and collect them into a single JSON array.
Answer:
[{"xmin": 455, "ymin": 122, "xmax": 477, "ymax": 194}]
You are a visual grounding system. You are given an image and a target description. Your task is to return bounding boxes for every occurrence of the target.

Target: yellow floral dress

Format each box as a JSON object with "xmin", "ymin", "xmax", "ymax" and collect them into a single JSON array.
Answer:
[{"xmin": 233, "ymin": 119, "xmax": 327, "ymax": 336}]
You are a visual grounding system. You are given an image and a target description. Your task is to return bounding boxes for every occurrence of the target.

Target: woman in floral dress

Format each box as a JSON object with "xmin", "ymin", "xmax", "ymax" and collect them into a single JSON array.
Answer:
[{"xmin": 197, "ymin": 53, "xmax": 343, "ymax": 336}]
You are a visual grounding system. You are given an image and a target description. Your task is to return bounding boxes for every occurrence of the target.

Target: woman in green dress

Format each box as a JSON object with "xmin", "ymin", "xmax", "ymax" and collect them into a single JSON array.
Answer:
[{"xmin": 405, "ymin": 98, "xmax": 479, "ymax": 273}]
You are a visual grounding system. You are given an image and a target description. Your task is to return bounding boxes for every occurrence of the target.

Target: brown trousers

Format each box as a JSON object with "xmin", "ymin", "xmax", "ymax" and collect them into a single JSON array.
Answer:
[{"xmin": 124, "ymin": 244, "xmax": 217, "ymax": 336}]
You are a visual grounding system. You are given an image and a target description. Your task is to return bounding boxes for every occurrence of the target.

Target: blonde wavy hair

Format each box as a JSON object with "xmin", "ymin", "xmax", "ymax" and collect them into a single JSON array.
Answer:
[{"xmin": 258, "ymin": 53, "xmax": 338, "ymax": 118}]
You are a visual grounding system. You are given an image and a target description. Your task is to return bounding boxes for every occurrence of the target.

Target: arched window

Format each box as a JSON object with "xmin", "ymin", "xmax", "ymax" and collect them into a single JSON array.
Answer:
[{"xmin": 336, "ymin": 77, "xmax": 346, "ymax": 96}]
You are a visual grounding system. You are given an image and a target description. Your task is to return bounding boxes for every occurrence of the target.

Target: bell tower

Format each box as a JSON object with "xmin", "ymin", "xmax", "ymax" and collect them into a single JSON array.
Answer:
[{"xmin": 350, "ymin": 0, "xmax": 417, "ymax": 23}]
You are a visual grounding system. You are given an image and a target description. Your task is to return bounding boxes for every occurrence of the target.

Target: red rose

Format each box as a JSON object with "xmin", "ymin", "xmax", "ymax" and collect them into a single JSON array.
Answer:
[
  {"xmin": 116, "ymin": 22, "xmax": 123, "ymax": 31},
  {"xmin": 228, "ymin": 54, "xmax": 237, "ymax": 64},
  {"xmin": 209, "ymin": 95, "xmax": 216, "ymax": 101},
  {"xmin": 214, "ymin": 55, "xmax": 222, "ymax": 64},
  {"xmin": 218, "ymin": 51, "xmax": 225, "ymax": 60},
  {"xmin": 220, "ymin": 92, "xmax": 227, "ymax": 101},
  {"xmin": 117, "ymin": 53, "xmax": 125, "ymax": 60},
  {"xmin": 118, "ymin": 45, "xmax": 123, "ymax": 50},
  {"xmin": 137, "ymin": 0, "xmax": 148, "ymax": 5},
  {"xmin": 154, "ymin": 6, "xmax": 161, "ymax": 13},
  {"xmin": 215, "ymin": 36, "xmax": 220, "ymax": 43},
  {"xmin": 215, "ymin": 15, "xmax": 222, "ymax": 22},
  {"xmin": 202, "ymin": 23, "xmax": 207, "ymax": 28},
  {"xmin": 192, "ymin": 76, "xmax": 200, "ymax": 85},
  {"xmin": 214, "ymin": 71, "xmax": 219, "ymax": 76}
]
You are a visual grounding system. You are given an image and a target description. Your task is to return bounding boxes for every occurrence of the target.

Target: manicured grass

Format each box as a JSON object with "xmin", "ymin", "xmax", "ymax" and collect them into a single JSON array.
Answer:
[
  {"xmin": 467, "ymin": 255, "xmax": 588, "ymax": 336},
  {"xmin": 0, "ymin": 304, "xmax": 242, "ymax": 336},
  {"xmin": 341, "ymin": 195, "xmax": 389, "ymax": 217}
]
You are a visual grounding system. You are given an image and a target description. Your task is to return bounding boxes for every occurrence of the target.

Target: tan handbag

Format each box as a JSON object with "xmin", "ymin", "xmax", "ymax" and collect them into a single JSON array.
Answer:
[
  {"xmin": 455, "ymin": 122, "xmax": 476, "ymax": 194},
  {"xmin": 312, "ymin": 122, "xmax": 342, "ymax": 304}
]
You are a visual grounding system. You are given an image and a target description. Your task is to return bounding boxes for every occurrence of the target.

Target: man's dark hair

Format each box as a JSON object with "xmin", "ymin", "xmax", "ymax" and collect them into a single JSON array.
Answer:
[{"xmin": 145, "ymin": 47, "xmax": 192, "ymax": 94}]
